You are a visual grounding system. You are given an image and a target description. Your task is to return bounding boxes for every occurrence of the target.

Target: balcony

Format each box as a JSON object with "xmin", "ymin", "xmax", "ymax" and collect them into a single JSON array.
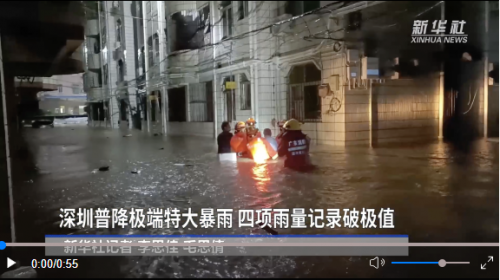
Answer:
[
  {"xmin": 0, "ymin": 1, "xmax": 86, "ymax": 76},
  {"xmin": 86, "ymin": 87, "xmax": 107, "ymax": 102},
  {"xmin": 14, "ymin": 77, "xmax": 59, "ymax": 92},
  {"xmin": 85, "ymin": 19, "xmax": 99, "ymax": 37},
  {"xmin": 87, "ymin": 53, "xmax": 101, "ymax": 70},
  {"xmin": 83, "ymin": 72, "xmax": 101, "ymax": 92}
]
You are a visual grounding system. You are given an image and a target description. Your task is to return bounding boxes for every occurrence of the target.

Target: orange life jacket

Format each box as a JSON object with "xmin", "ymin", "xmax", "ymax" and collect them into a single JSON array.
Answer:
[
  {"xmin": 247, "ymin": 137, "xmax": 278, "ymax": 162},
  {"xmin": 230, "ymin": 132, "xmax": 248, "ymax": 153}
]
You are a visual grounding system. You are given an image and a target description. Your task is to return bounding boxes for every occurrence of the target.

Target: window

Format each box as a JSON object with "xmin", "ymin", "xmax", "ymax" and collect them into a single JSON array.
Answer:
[
  {"xmin": 199, "ymin": 5, "xmax": 210, "ymax": 35},
  {"xmin": 288, "ymin": 63, "xmax": 322, "ymax": 122},
  {"xmin": 238, "ymin": 1, "xmax": 249, "ymax": 20},
  {"xmin": 240, "ymin": 74, "xmax": 251, "ymax": 110},
  {"xmin": 171, "ymin": 11, "xmax": 199, "ymax": 51},
  {"xmin": 72, "ymin": 85, "xmax": 81, "ymax": 94},
  {"xmin": 99, "ymin": 1, "xmax": 106, "ymax": 13},
  {"xmin": 103, "ymin": 64, "xmax": 109, "ymax": 85},
  {"xmin": 117, "ymin": 60, "xmax": 124, "ymax": 82},
  {"xmin": 189, "ymin": 82, "xmax": 214, "ymax": 122},
  {"xmin": 116, "ymin": 19, "xmax": 122, "ymax": 43},
  {"xmin": 101, "ymin": 26, "xmax": 107, "ymax": 47},
  {"xmin": 153, "ymin": 33, "xmax": 160, "ymax": 60},
  {"xmin": 147, "ymin": 36, "xmax": 154, "ymax": 66},
  {"xmin": 138, "ymin": 47, "xmax": 146, "ymax": 76},
  {"xmin": 223, "ymin": 75, "xmax": 236, "ymax": 122},
  {"xmin": 197, "ymin": 5, "xmax": 211, "ymax": 45},
  {"xmin": 284, "ymin": 1, "xmax": 320, "ymax": 16},
  {"xmin": 93, "ymin": 38, "xmax": 100, "ymax": 53},
  {"xmin": 221, "ymin": 1, "xmax": 233, "ymax": 39},
  {"xmin": 97, "ymin": 69, "xmax": 103, "ymax": 86}
]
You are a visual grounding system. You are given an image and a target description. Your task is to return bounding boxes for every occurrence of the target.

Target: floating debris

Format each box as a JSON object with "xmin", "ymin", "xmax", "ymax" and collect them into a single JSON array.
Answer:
[
  {"xmin": 98, "ymin": 166, "xmax": 110, "ymax": 171},
  {"xmin": 153, "ymin": 133, "xmax": 159, "ymax": 136},
  {"xmin": 131, "ymin": 170, "xmax": 141, "ymax": 174},
  {"xmin": 123, "ymin": 134, "xmax": 132, "ymax": 137},
  {"xmin": 174, "ymin": 163, "xmax": 193, "ymax": 167},
  {"xmin": 159, "ymin": 147, "xmax": 164, "ymax": 150},
  {"xmin": 167, "ymin": 198, "xmax": 190, "ymax": 203},
  {"xmin": 24, "ymin": 180, "xmax": 33, "ymax": 183},
  {"xmin": 258, "ymin": 222, "xmax": 278, "ymax": 235}
]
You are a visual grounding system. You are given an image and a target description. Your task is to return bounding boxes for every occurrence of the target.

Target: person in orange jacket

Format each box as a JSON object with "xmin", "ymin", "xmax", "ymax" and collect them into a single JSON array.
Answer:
[
  {"xmin": 245, "ymin": 118, "xmax": 278, "ymax": 160},
  {"xmin": 230, "ymin": 121, "xmax": 249, "ymax": 157},
  {"xmin": 245, "ymin": 118, "xmax": 262, "ymax": 141}
]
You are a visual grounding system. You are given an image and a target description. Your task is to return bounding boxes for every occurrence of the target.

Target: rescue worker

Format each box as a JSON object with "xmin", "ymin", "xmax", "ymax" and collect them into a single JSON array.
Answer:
[
  {"xmin": 245, "ymin": 118, "xmax": 261, "ymax": 141},
  {"xmin": 231, "ymin": 121, "xmax": 249, "ymax": 157},
  {"xmin": 277, "ymin": 119, "xmax": 313, "ymax": 171},
  {"xmin": 234, "ymin": 121, "xmax": 245, "ymax": 134},
  {"xmin": 275, "ymin": 119, "xmax": 287, "ymax": 146}
]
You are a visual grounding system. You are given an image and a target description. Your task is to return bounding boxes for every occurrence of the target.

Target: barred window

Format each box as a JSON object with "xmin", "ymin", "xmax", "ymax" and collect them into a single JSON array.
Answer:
[
  {"xmin": 189, "ymin": 82, "xmax": 214, "ymax": 122},
  {"xmin": 240, "ymin": 74, "xmax": 251, "ymax": 110},
  {"xmin": 288, "ymin": 63, "xmax": 322, "ymax": 122}
]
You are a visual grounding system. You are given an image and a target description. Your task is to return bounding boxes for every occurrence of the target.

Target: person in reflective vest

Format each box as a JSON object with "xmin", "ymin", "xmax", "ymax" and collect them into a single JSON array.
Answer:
[{"xmin": 277, "ymin": 119, "xmax": 312, "ymax": 170}]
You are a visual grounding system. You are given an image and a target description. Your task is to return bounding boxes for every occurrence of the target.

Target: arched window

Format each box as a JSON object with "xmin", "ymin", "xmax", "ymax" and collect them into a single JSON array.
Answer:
[
  {"xmin": 116, "ymin": 19, "xmax": 122, "ymax": 43},
  {"xmin": 153, "ymin": 33, "xmax": 160, "ymax": 59},
  {"xmin": 118, "ymin": 59, "xmax": 124, "ymax": 82}
]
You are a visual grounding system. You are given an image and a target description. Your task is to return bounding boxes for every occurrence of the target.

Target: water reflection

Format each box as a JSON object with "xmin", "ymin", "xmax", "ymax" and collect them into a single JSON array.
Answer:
[
  {"xmin": 11, "ymin": 127, "xmax": 499, "ymax": 278},
  {"xmin": 252, "ymin": 163, "xmax": 271, "ymax": 193}
]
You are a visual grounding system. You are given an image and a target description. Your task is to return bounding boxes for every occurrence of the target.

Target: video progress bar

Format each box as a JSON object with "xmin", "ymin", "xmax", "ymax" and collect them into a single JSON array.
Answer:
[
  {"xmin": 4, "ymin": 243, "xmax": 499, "ymax": 247},
  {"xmin": 392, "ymin": 262, "xmax": 470, "ymax": 264}
]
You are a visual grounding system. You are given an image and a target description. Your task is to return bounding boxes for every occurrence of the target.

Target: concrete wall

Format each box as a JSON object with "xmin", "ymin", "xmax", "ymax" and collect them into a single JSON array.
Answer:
[
  {"xmin": 168, "ymin": 122, "xmax": 213, "ymax": 137},
  {"xmin": 371, "ymin": 78, "xmax": 440, "ymax": 145},
  {"xmin": 488, "ymin": 85, "xmax": 499, "ymax": 137},
  {"xmin": 344, "ymin": 89, "xmax": 370, "ymax": 146}
]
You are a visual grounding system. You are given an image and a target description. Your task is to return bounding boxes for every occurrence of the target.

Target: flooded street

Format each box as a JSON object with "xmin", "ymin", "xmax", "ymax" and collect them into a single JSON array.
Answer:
[{"xmin": 8, "ymin": 126, "xmax": 499, "ymax": 278}]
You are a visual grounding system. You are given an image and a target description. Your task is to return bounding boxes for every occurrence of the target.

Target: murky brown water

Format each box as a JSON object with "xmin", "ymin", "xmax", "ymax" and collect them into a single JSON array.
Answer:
[{"xmin": 6, "ymin": 126, "xmax": 499, "ymax": 278}]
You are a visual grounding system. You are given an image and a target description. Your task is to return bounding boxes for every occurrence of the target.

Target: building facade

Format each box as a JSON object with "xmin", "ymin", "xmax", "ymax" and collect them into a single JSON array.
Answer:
[
  {"xmin": 83, "ymin": 1, "xmax": 498, "ymax": 145},
  {"xmin": 84, "ymin": 1, "xmax": 138, "ymax": 127},
  {"xmin": 37, "ymin": 74, "xmax": 87, "ymax": 115}
]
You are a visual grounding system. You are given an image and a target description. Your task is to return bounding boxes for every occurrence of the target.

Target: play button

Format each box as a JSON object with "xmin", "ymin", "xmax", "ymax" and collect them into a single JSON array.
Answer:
[{"xmin": 7, "ymin": 258, "xmax": 15, "ymax": 268}]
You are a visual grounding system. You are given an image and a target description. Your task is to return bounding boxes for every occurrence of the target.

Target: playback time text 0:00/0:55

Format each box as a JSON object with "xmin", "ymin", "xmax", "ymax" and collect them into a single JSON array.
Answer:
[{"xmin": 31, "ymin": 259, "xmax": 79, "ymax": 269}]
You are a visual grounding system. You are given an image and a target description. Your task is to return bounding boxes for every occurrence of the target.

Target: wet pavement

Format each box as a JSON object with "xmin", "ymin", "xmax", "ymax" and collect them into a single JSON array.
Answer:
[{"xmin": 4, "ymin": 126, "xmax": 499, "ymax": 278}]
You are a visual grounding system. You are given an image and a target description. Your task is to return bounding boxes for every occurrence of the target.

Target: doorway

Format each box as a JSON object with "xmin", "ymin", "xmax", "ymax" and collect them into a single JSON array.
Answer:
[{"xmin": 168, "ymin": 86, "xmax": 186, "ymax": 122}]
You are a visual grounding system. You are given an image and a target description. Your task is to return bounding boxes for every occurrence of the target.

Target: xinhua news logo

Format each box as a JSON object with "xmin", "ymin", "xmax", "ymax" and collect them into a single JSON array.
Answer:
[{"xmin": 411, "ymin": 20, "xmax": 467, "ymax": 44}]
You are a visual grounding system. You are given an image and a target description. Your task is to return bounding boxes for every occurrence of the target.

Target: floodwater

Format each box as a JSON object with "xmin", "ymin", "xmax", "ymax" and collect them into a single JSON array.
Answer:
[{"xmin": 5, "ymin": 126, "xmax": 499, "ymax": 278}]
